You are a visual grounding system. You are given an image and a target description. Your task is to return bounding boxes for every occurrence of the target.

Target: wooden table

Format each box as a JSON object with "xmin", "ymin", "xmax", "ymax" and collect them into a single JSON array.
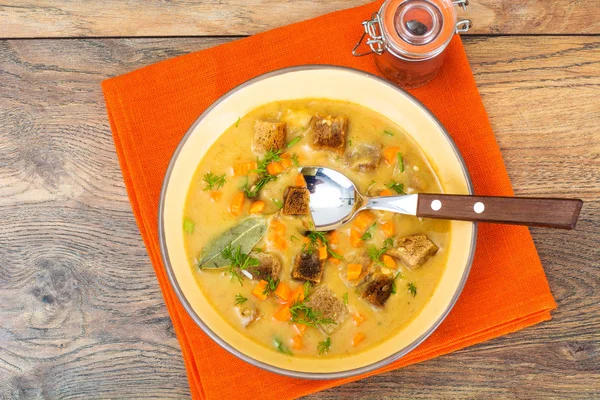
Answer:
[{"xmin": 1, "ymin": 1, "xmax": 598, "ymax": 398}]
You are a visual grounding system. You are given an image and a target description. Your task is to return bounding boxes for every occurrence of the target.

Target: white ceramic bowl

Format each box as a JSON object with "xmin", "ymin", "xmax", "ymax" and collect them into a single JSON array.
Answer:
[{"xmin": 159, "ymin": 66, "xmax": 476, "ymax": 379}]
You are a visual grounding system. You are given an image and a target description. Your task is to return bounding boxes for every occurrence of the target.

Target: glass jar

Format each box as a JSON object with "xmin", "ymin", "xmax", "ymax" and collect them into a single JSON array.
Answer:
[{"xmin": 353, "ymin": 0, "xmax": 472, "ymax": 88}]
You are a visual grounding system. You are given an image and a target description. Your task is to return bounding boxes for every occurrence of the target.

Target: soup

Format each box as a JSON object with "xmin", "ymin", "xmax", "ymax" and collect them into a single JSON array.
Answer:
[{"xmin": 183, "ymin": 99, "xmax": 449, "ymax": 358}]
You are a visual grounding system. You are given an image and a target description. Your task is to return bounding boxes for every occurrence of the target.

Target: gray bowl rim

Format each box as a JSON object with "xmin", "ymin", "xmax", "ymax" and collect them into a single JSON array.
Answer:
[{"xmin": 158, "ymin": 65, "xmax": 477, "ymax": 380}]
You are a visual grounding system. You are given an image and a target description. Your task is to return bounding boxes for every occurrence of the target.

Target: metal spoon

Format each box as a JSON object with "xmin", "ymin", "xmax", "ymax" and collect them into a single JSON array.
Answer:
[{"xmin": 300, "ymin": 166, "xmax": 583, "ymax": 231}]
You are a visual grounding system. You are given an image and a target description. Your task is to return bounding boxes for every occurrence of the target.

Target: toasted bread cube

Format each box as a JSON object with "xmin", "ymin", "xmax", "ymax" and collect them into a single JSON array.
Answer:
[
  {"xmin": 388, "ymin": 233, "xmax": 438, "ymax": 268},
  {"xmin": 345, "ymin": 143, "xmax": 382, "ymax": 172},
  {"xmin": 310, "ymin": 114, "xmax": 348, "ymax": 154},
  {"xmin": 253, "ymin": 120, "xmax": 287, "ymax": 154},
  {"xmin": 292, "ymin": 251, "xmax": 324, "ymax": 283},
  {"xmin": 242, "ymin": 252, "xmax": 282, "ymax": 281},
  {"xmin": 282, "ymin": 187, "xmax": 310, "ymax": 215},
  {"xmin": 304, "ymin": 285, "xmax": 349, "ymax": 335},
  {"xmin": 361, "ymin": 274, "xmax": 394, "ymax": 309}
]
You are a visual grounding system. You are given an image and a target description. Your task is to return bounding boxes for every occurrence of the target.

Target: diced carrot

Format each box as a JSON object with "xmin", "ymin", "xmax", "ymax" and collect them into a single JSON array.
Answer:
[
  {"xmin": 382, "ymin": 254, "xmax": 396, "ymax": 269},
  {"xmin": 295, "ymin": 174, "xmax": 306, "ymax": 187},
  {"xmin": 350, "ymin": 229, "xmax": 363, "ymax": 248},
  {"xmin": 280, "ymin": 152, "xmax": 291, "ymax": 159},
  {"xmin": 266, "ymin": 162, "xmax": 284, "ymax": 175},
  {"xmin": 232, "ymin": 161, "xmax": 258, "ymax": 176},
  {"xmin": 328, "ymin": 257, "xmax": 341, "ymax": 265},
  {"xmin": 381, "ymin": 221, "xmax": 395, "ymax": 237},
  {"xmin": 352, "ymin": 332, "xmax": 366, "ymax": 346},
  {"xmin": 383, "ymin": 146, "xmax": 402, "ymax": 165},
  {"xmin": 229, "ymin": 192, "xmax": 245, "ymax": 216},
  {"xmin": 327, "ymin": 230, "xmax": 339, "ymax": 245},
  {"xmin": 272, "ymin": 235, "xmax": 288, "ymax": 251},
  {"xmin": 292, "ymin": 323, "xmax": 307, "ymax": 336},
  {"xmin": 270, "ymin": 219, "xmax": 286, "ymax": 236},
  {"xmin": 347, "ymin": 263, "xmax": 363, "ymax": 280},
  {"xmin": 379, "ymin": 188, "xmax": 393, "ymax": 196},
  {"xmin": 289, "ymin": 285, "xmax": 305, "ymax": 303},
  {"xmin": 318, "ymin": 246, "xmax": 328, "ymax": 260},
  {"xmin": 291, "ymin": 335, "xmax": 303, "ymax": 349},
  {"xmin": 274, "ymin": 282, "xmax": 292, "ymax": 302},
  {"xmin": 280, "ymin": 158, "xmax": 293, "ymax": 169},
  {"xmin": 209, "ymin": 191, "xmax": 223, "ymax": 202},
  {"xmin": 353, "ymin": 211, "xmax": 375, "ymax": 233},
  {"xmin": 249, "ymin": 200, "xmax": 265, "ymax": 214},
  {"xmin": 273, "ymin": 304, "xmax": 292, "ymax": 321},
  {"xmin": 252, "ymin": 280, "xmax": 268, "ymax": 301},
  {"xmin": 353, "ymin": 313, "xmax": 367, "ymax": 327}
]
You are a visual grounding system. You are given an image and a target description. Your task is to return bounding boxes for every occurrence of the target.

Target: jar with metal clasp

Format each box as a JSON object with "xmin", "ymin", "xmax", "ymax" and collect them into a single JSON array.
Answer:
[{"xmin": 353, "ymin": 0, "xmax": 472, "ymax": 89}]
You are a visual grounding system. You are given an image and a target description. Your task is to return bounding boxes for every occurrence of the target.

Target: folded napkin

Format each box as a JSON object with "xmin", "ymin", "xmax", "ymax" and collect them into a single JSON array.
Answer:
[{"xmin": 102, "ymin": 1, "xmax": 556, "ymax": 398}]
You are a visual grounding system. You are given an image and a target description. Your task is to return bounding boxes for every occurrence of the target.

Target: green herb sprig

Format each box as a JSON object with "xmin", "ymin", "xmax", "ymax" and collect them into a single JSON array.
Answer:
[
  {"xmin": 317, "ymin": 337, "xmax": 332, "ymax": 355},
  {"xmin": 203, "ymin": 172, "xmax": 226, "ymax": 191},
  {"xmin": 262, "ymin": 276, "xmax": 280, "ymax": 296},
  {"xmin": 221, "ymin": 245, "xmax": 259, "ymax": 285},
  {"xmin": 235, "ymin": 294, "xmax": 248, "ymax": 305},
  {"xmin": 407, "ymin": 282, "xmax": 417, "ymax": 297},
  {"xmin": 273, "ymin": 338, "xmax": 292, "ymax": 355},
  {"xmin": 386, "ymin": 181, "xmax": 405, "ymax": 194},
  {"xmin": 244, "ymin": 149, "xmax": 282, "ymax": 198}
]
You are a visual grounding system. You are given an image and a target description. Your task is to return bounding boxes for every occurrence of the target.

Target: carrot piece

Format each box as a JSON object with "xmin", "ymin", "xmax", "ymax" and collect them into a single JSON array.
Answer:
[
  {"xmin": 229, "ymin": 192, "xmax": 245, "ymax": 216},
  {"xmin": 272, "ymin": 235, "xmax": 288, "ymax": 251},
  {"xmin": 347, "ymin": 263, "xmax": 363, "ymax": 280},
  {"xmin": 379, "ymin": 188, "xmax": 393, "ymax": 196},
  {"xmin": 280, "ymin": 158, "xmax": 293, "ymax": 169},
  {"xmin": 291, "ymin": 335, "xmax": 304, "ymax": 349},
  {"xmin": 209, "ymin": 191, "xmax": 223, "ymax": 202},
  {"xmin": 292, "ymin": 323, "xmax": 307, "ymax": 336},
  {"xmin": 353, "ymin": 211, "xmax": 375, "ymax": 233},
  {"xmin": 381, "ymin": 221, "xmax": 395, "ymax": 237},
  {"xmin": 232, "ymin": 161, "xmax": 258, "ymax": 176},
  {"xmin": 274, "ymin": 282, "xmax": 292, "ymax": 302},
  {"xmin": 350, "ymin": 229, "xmax": 363, "ymax": 248},
  {"xmin": 249, "ymin": 200, "xmax": 265, "ymax": 214},
  {"xmin": 289, "ymin": 285, "xmax": 305, "ymax": 303},
  {"xmin": 328, "ymin": 257, "xmax": 341, "ymax": 265},
  {"xmin": 280, "ymin": 152, "xmax": 291, "ymax": 159},
  {"xmin": 270, "ymin": 219, "xmax": 286, "ymax": 236},
  {"xmin": 353, "ymin": 313, "xmax": 367, "ymax": 327},
  {"xmin": 266, "ymin": 162, "xmax": 284, "ymax": 175},
  {"xmin": 318, "ymin": 246, "xmax": 328, "ymax": 260},
  {"xmin": 273, "ymin": 304, "xmax": 292, "ymax": 321},
  {"xmin": 295, "ymin": 173, "xmax": 306, "ymax": 187},
  {"xmin": 352, "ymin": 332, "xmax": 366, "ymax": 347},
  {"xmin": 383, "ymin": 146, "xmax": 402, "ymax": 165},
  {"xmin": 327, "ymin": 230, "xmax": 339, "ymax": 245},
  {"xmin": 252, "ymin": 280, "xmax": 268, "ymax": 301},
  {"xmin": 382, "ymin": 254, "xmax": 396, "ymax": 269}
]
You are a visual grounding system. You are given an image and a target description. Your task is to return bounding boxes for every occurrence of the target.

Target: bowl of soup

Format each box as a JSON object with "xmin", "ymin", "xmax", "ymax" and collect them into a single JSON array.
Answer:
[{"xmin": 159, "ymin": 65, "xmax": 476, "ymax": 379}]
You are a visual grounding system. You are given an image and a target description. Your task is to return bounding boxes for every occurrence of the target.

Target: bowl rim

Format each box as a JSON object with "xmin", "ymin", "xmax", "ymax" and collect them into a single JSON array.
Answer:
[{"xmin": 158, "ymin": 65, "xmax": 477, "ymax": 380}]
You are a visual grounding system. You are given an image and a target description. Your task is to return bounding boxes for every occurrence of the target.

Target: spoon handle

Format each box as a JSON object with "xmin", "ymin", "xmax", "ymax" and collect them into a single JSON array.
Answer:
[{"xmin": 416, "ymin": 194, "xmax": 583, "ymax": 229}]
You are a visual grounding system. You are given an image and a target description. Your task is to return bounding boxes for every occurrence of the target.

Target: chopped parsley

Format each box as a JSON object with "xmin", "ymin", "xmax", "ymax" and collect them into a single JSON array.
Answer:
[
  {"xmin": 273, "ymin": 198, "xmax": 284, "ymax": 209},
  {"xmin": 360, "ymin": 222, "xmax": 377, "ymax": 241},
  {"xmin": 367, "ymin": 239, "xmax": 394, "ymax": 266},
  {"xmin": 348, "ymin": 139, "xmax": 352, "ymax": 146},
  {"xmin": 203, "ymin": 172, "xmax": 226, "ymax": 191},
  {"xmin": 317, "ymin": 337, "xmax": 332, "ymax": 355},
  {"xmin": 273, "ymin": 338, "xmax": 292, "ymax": 355},
  {"xmin": 384, "ymin": 130, "xmax": 394, "ymax": 136},
  {"xmin": 391, "ymin": 273, "xmax": 402, "ymax": 295},
  {"xmin": 244, "ymin": 149, "xmax": 282, "ymax": 198},
  {"xmin": 397, "ymin": 153, "xmax": 404, "ymax": 172},
  {"xmin": 303, "ymin": 231, "xmax": 344, "ymax": 260},
  {"xmin": 386, "ymin": 181, "xmax": 405, "ymax": 194},
  {"xmin": 290, "ymin": 234, "xmax": 299, "ymax": 242},
  {"xmin": 235, "ymin": 117, "xmax": 240, "ymax": 128},
  {"xmin": 234, "ymin": 294, "xmax": 248, "ymax": 305},
  {"xmin": 303, "ymin": 281, "xmax": 312, "ymax": 298},
  {"xmin": 290, "ymin": 153, "xmax": 300, "ymax": 166},
  {"xmin": 407, "ymin": 282, "xmax": 417, "ymax": 297},
  {"xmin": 220, "ymin": 245, "xmax": 259, "ymax": 285},
  {"xmin": 289, "ymin": 301, "xmax": 335, "ymax": 329},
  {"xmin": 343, "ymin": 292, "xmax": 349, "ymax": 305},
  {"xmin": 262, "ymin": 276, "xmax": 280, "ymax": 296},
  {"xmin": 183, "ymin": 218, "xmax": 195, "ymax": 234},
  {"xmin": 287, "ymin": 136, "xmax": 302, "ymax": 148}
]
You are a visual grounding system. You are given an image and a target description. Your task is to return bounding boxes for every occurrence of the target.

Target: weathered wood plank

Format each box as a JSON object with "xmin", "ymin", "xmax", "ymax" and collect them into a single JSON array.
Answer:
[
  {"xmin": 0, "ymin": 36, "xmax": 598, "ymax": 399},
  {"xmin": 0, "ymin": 0, "xmax": 598, "ymax": 39}
]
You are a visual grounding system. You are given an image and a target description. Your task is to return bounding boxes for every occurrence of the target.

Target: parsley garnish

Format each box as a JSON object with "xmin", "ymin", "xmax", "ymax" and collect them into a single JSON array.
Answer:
[
  {"xmin": 386, "ymin": 181, "xmax": 405, "ymax": 194},
  {"xmin": 262, "ymin": 276, "xmax": 280, "ymax": 296},
  {"xmin": 183, "ymin": 218, "xmax": 195, "ymax": 234},
  {"xmin": 203, "ymin": 172, "xmax": 226, "ymax": 191},
  {"xmin": 360, "ymin": 222, "xmax": 376, "ymax": 241},
  {"xmin": 343, "ymin": 292, "xmax": 348, "ymax": 305},
  {"xmin": 302, "ymin": 231, "xmax": 328, "ymax": 253},
  {"xmin": 235, "ymin": 294, "xmax": 248, "ymax": 305},
  {"xmin": 235, "ymin": 117, "xmax": 240, "ymax": 128},
  {"xmin": 367, "ymin": 239, "xmax": 394, "ymax": 266},
  {"xmin": 290, "ymin": 153, "xmax": 300, "ymax": 166},
  {"xmin": 391, "ymin": 273, "xmax": 402, "ymax": 295},
  {"xmin": 407, "ymin": 282, "xmax": 417, "ymax": 297},
  {"xmin": 289, "ymin": 301, "xmax": 335, "ymax": 328},
  {"xmin": 317, "ymin": 337, "xmax": 332, "ymax": 355},
  {"xmin": 384, "ymin": 130, "xmax": 394, "ymax": 136},
  {"xmin": 287, "ymin": 136, "xmax": 302, "ymax": 148},
  {"xmin": 244, "ymin": 149, "xmax": 282, "ymax": 198},
  {"xmin": 220, "ymin": 245, "xmax": 259, "ymax": 285},
  {"xmin": 290, "ymin": 234, "xmax": 299, "ymax": 242},
  {"xmin": 348, "ymin": 139, "xmax": 353, "ymax": 146},
  {"xmin": 303, "ymin": 281, "xmax": 312, "ymax": 298},
  {"xmin": 273, "ymin": 338, "xmax": 292, "ymax": 355},
  {"xmin": 397, "ymin": 153, "xmax": 404, "ymax": 172},
  {"xmin": 273, "ymin": 198, "xmax": 284, "ymax": 209}
]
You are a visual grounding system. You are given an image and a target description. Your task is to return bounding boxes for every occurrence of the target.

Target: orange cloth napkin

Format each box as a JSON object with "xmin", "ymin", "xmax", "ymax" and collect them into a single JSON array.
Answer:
[{"xmin": 102, "ymin": 1, "xmax": 556, "ymax": 398}]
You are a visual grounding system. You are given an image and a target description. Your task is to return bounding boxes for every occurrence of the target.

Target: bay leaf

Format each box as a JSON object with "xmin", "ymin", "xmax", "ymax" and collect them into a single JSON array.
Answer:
[{"xmin": 197, "ymin": 216, "xmax": 267, "ymax": 269}]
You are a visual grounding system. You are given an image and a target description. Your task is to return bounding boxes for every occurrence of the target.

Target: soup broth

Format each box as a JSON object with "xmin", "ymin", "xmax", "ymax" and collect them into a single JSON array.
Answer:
[{"xmin": 184, "ymin": 99, "xmax": 450, "ymax": 358}]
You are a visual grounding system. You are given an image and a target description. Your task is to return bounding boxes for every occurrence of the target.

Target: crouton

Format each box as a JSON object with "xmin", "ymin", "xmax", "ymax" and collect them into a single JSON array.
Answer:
[
  {"xmin": 235, "ymin": 302, "xmax": 260, "ymax": 327},
  {"xmin": 304, "ymin": 285, "xmax": 349, "ymax": 334},
  {"xmin": 242, "ymin": 252, "xmax": 282, "ymax": 281},
  {"xmin": 253, "ymin": 120, "xmax": 287, "ymax": 154},
  {"xmin": 291, "ymin": 250, "xmax": 324, "ymax": 283},
  {"xmin": 388, "ymin": 233, "xmax": 438, "ymax": 268},
  {"xmin": 310, "ymin": 114, "xmax": 348, "ymax": 153},
  {"xmin": 340, "ymin": 252, "xmax": 374, "ymax": 287},
  {"xmin": 282, "ymin": 186, "xmax": 310, "ymax": 215},
  {"xmin": 361, "ymin": 274, "xmax": 394, "ymax": 309},
  {"xmin": 345, "ymin": 143, "xmax": 382, "ymax": 172}
]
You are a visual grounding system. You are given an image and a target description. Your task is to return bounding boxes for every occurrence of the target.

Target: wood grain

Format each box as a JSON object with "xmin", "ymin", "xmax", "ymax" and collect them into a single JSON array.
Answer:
[
  {"xmin": 1, "ymin": 0, "xmax": 599, "ymax": 38},
  {"xmin": 1, "ymin": 36, "xmax": 599, "ymax": 399}
]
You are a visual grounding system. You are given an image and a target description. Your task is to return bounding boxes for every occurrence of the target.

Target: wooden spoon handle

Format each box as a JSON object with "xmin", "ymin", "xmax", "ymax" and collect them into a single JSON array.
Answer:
[{"xmin": 416, "ymin": 194, "xmax": 583, "ymax": 229}]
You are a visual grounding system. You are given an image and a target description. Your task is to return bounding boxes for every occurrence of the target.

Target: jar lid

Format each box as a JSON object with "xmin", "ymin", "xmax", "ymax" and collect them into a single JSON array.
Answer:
[{"xmin": 380, "ymin": 0, "xmax": 457, "ymax": 60}]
